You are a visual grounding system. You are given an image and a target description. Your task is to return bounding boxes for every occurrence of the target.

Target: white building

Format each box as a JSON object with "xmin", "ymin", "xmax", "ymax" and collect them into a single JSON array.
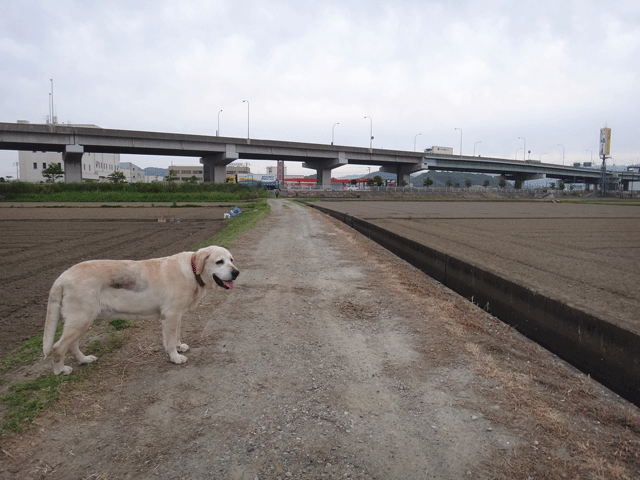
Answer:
[
  {"xmin": 119, "ymin": 162, "xmax": 147, "ymax": 183},
  {"xmin": 16, "ymin": 121, "xmax": 120, "ymax": 182}
]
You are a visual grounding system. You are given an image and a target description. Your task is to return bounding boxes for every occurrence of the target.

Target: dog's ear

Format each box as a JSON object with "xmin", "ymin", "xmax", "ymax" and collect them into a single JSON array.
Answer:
[{"xmin": 194, "ymin": 248, "xmax": 211, "ymax": 275}]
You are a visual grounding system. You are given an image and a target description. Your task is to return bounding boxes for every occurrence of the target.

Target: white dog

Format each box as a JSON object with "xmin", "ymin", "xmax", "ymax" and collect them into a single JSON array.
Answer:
[{"xmin": 43, "ymin": 246, "xmax": 239, "ymax": 375}]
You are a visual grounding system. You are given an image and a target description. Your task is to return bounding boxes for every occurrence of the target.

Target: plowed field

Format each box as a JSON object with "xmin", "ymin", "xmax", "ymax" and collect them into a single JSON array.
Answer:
[{"xmin": 314, "ymin": 201, "xmax": 640, "ymax": 335}]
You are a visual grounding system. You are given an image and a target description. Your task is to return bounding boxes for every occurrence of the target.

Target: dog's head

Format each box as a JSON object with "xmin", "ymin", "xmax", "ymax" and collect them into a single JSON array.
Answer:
[{"xmin": 192, "ymin": 246, "xmax": 239, "ymax": 290}]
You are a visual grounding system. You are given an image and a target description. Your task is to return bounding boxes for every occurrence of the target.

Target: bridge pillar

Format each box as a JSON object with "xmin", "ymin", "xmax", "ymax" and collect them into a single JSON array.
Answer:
[
  {"xmin": 303, "ymin": 153, "xmax": 347, "ymax": 189},
  {"xmin": 200, "ymin": 145, "xmax": 239, "ymax": 183},
  {"xmin": 380, "ymin": 162, "xmax": 425, "ymax": 185},
  {"xmin": 62, "ymin": 145, "xmax": 84, "ymax": 183},
  {"xmin": 504, "ymin": 173, "xmax": 545, "ymax": 187}
]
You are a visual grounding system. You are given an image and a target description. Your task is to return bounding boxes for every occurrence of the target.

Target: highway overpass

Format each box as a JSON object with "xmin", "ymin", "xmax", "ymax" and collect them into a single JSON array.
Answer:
[
  {"xmin": 1, "ymin": 122, "xmax": 637, "ymax": 189},
  {"xmin": 0, "ymin": 122, "xmax": 424, "ymax": 185}
]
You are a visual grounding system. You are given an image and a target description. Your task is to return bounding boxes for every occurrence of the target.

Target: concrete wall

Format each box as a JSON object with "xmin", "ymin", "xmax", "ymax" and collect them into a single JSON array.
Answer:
[{"xmin": 309, "ymin": 203, "xmax": 640, "ymax": 407}]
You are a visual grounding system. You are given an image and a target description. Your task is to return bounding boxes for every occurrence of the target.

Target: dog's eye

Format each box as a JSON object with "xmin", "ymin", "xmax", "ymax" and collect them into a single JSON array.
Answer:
[{"xmin": 216, "ymin": 260, "xmax": 224, "ymax": 265}]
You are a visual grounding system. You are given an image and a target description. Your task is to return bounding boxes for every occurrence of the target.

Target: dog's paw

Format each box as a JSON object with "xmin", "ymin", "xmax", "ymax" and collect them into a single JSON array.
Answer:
[
  {"xmin": 79, "ymin": 355, "xmax": 97, "ymax": 364},
  {"xmin": 54, "ymin": 365, "xmax": 73, "ymax": 376},
  {"xmin": 177, "ymin": 343, "xmax": 189, "ymax": 353},
  {"xmin": 170, "ymin": 354, "xmax": 188, "ymax": 365}
]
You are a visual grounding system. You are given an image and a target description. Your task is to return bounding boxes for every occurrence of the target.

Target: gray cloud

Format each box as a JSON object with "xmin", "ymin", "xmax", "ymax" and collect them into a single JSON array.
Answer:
[{"xmin": 1, "ymin": 0, "xmax": 639, "ymax": 177}]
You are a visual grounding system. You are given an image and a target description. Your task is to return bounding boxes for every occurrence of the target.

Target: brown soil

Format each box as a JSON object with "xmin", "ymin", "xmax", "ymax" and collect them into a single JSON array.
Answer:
[
  {"xmin": 1, "ymin": 200, "xmax": 639, "ymax": 479},
  {"xmin": 0, "ymin": 204, "xmax": 230, "ymax": 357},
  {"xmin": 314, "ymin": 200, "xmax": 640, "ymax": 335}
]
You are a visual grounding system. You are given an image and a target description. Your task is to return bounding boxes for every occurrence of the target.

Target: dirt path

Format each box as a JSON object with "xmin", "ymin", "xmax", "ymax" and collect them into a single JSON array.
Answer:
[{"xmin": 1, "ymin": 199, "xmax": 639, "ymax": 479}]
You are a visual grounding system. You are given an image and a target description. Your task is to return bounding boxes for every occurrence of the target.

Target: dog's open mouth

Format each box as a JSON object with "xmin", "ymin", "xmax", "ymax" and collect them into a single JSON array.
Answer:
[{"xmin": 213, "ymin": 275, "xmax": 234, "ymax": 290}]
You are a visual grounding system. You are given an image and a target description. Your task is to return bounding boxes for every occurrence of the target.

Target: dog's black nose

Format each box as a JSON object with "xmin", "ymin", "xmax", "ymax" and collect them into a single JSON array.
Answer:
[{"xmin": 232, "ymin": 269, "xmax": 239, "ymax": 280}]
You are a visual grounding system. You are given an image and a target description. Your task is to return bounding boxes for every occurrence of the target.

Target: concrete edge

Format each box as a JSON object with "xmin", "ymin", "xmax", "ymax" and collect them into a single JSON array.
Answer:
[{"xmin": 308, "ymin": 202, "xmax": 640, "ymax": 407}]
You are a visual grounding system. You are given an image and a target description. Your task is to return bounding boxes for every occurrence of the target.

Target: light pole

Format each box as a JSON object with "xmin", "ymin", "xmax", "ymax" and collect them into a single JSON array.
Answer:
[
  {"xmin": 557, "ymin": 144, "xmax": 565, "ymax": 165},
  {"xmin": 217, "ymin": 109, "xmax": 223, "ymax": 136},
  {"xmin": 332, "ymin": 123, "xmax": 339, "ymax": 145},
  {"xmin": 586, "ymin": 149, "xmax": 593, "ymax": 163},
  {"xmin": 414, "ymin": 133, "xmax": 422, "ymax": 152},
  {"xmin": 243, "ymin": 100, "xmax": 250, "ymax": 138},
  {"xmin": 518, "ymin": 137, "xmax": 526, "ymax": 161},
  {"xmin": 515, "ymin": 147, "xmax": 522, "ymax": 160},
  {"xmin": 473, "ymin": 141, "xmax": 481, "ymax": 157},
  {"xmin": 364, "ymin": 116, "xmax": 373, "ymax": 148},
  {"xmin": 455, "ymin": 127, "xmax": 462, "ymax": 156}
]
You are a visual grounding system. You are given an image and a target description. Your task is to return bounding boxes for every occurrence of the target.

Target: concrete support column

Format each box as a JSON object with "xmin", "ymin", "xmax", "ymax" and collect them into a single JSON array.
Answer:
[
  {"xmin": 504, "ymin": 173, "xmax": 545, "ymax": 188},
  {"xmin": 62, "ymin": 145, "xmax": 84, "ymax": 183},
  {"xmin": 303, "ymin": 152, "xmax": 347, "ymax": 189},
  {"xmin": 200, "ymin": 144, "xmax": 239, "ymax": 184},
  {"xmin": 380, "ymin": 162, "xmax": 424, "ymax": 185}
]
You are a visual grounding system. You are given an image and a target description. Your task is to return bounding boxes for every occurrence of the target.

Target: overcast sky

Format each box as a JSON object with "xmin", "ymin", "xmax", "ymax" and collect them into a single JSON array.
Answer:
[{"xmin": 2, "ymin": 0, "xmax": 640, "ymax": 178}]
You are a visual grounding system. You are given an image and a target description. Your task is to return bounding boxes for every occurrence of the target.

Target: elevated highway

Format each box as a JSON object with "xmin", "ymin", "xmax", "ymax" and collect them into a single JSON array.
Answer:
[
  {"xmin": 424, "ymin": 153, "xmax": 640, "ymax": 190},
  {"xmin": 1, "ymin": 122, "xmax": 637, "ymax": 189},
  {"xmin": 0, "ymin": 122, "xmax": 424, "ymax": 185}
]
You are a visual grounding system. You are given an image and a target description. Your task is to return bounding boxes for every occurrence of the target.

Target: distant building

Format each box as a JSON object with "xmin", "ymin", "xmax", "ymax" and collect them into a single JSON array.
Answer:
[
  {"xmin": 227, "ymin": 162, "xmax": 251, "ymax": 176},
  {"xmin": 119, "ymin": 162, "xmax": 146, "ymax": 183},
  {"xmin": 266, "ymin": 164, "xmax": 287, "ymax": 176},
  {"xmin": 165, "ymin": 166, "xmax": 204, "ymax": 182},
  {"xmin": 16, "ymin": 121, "xmax": 120, "ymax": 182}
]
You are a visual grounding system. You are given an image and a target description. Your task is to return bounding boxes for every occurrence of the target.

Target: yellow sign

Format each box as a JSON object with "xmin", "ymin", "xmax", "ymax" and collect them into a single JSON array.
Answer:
[{"xmin": 599, "ymin": 128, "xmax": 611, "ymax": 156}]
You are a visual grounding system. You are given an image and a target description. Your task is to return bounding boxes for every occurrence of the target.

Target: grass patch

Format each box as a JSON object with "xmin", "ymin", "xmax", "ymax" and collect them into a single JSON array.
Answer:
[
  {"xmin": 0, "ymin": 323, "xmax": 63, "ymax": 373},
  {"xmin": 0, "ymin": 373, "xmax": 79, "ymax": 434},
  {"xmin": 0, "ymin": 318, "xmax": 132, "ymax": 436},
  {"xmin": 109, "ymin": 318, "xmax": 135, "ymax": 331},
  {"xmin": 84, "ymin": 335, "xmax": 125, "ymax": 357},
  {"xmin": 194, "ymin": 199, "xmax": 271, "ymax": 250}
]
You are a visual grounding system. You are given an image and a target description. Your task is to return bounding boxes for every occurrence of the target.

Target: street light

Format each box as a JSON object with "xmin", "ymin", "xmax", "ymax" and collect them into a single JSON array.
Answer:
[
  {"xmin": 217, "ymin": 109, "xmax": 223, "ymax": 136},
  {"xmin": 586, "ymin": 149, "xmax": 593, "ymax": 163},
  {"xmin": 332, "ymin": 123, "xmax": 339, "ymax": 145},
  {"xmin": 455, "ymin": 127, "xmax": 462, "ymax": 156},
  {"xmin": 243, "ymin": 100, "xmax": 250, "ymax": 138},
  {"xmin": 364, "ymin": 116, "xmax": 373, "ymax": 148},
  {"xmin": 414, "ymin": 133, "xmax": 422, "ymax": 152},
  {"xmin": 557, "ymin": 144, "xmax": 565, "ymax": 165},
  {"xmin": 515, "ymin": 147, "xmax": 522, "ymax": 160},
  {"xmin": 518, "ymin": 137, "xmax": 526, "ymax": 161},
  {"xmin": 473, "ymin": 141, "xmax": 481, "ymax": 157}
]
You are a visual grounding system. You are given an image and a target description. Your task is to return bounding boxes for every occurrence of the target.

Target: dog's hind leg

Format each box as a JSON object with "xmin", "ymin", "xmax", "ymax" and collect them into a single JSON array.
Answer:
[
  {"xmin": 51, "ymin": 315, "xmax": 94, "ymax": 375},
  {"xmin": 70, "ymin": 340, "xmax": 97, "ymax": 365}
]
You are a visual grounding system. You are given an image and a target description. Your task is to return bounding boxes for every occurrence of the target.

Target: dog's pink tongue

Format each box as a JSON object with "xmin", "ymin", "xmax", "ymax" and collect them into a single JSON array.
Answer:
[{"xmin": 224, "ymin": 280, "xmax": 235, "ymax": 290}]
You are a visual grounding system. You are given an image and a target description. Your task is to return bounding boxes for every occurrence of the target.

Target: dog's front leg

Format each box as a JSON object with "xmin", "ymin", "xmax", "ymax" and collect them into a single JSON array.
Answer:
[
  {"xmin": 175, "ymin": 315, "xmax": 189, "ymax": 353},
  {"xmin": 161, "ymin": 314, "xmax": 188, "ymax": 364}
]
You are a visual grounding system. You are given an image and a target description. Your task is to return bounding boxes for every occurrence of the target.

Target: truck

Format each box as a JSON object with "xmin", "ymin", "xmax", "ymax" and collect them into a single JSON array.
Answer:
[
  {"xmin": 237, "ymin": 174, "xmax": 279, "ymax": 190},
  {"xmin": 424, "ymin": 146, "xmax": 454, "ymax": 155}
]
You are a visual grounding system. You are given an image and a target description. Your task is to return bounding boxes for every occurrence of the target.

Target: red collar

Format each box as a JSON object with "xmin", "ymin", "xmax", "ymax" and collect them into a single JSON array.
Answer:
[{"xmin": 191, "ymin": 254, "xmax": 205, "ymax": 287}]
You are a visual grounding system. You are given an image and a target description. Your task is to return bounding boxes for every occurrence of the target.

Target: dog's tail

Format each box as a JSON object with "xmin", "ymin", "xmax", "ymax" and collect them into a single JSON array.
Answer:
[{"xmin": 43, "ymin": 280, "xmax": 63, "ymax": 359}]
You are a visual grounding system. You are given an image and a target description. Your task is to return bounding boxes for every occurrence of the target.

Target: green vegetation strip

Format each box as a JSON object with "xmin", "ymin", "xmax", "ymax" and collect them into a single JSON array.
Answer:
[
  {"xmin": 194, "ymin": 199, "xmax": 271, "ymax": 250},
  {"xmin": 0, "ymin": 181, "xmax": 270, "ymax": 203}
]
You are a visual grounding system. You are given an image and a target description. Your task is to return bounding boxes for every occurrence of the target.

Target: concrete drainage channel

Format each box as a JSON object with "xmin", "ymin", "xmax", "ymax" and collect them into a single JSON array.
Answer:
[{"xmin": 308, "ymin": 203, "xmax": 640, "ymax": 407}]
